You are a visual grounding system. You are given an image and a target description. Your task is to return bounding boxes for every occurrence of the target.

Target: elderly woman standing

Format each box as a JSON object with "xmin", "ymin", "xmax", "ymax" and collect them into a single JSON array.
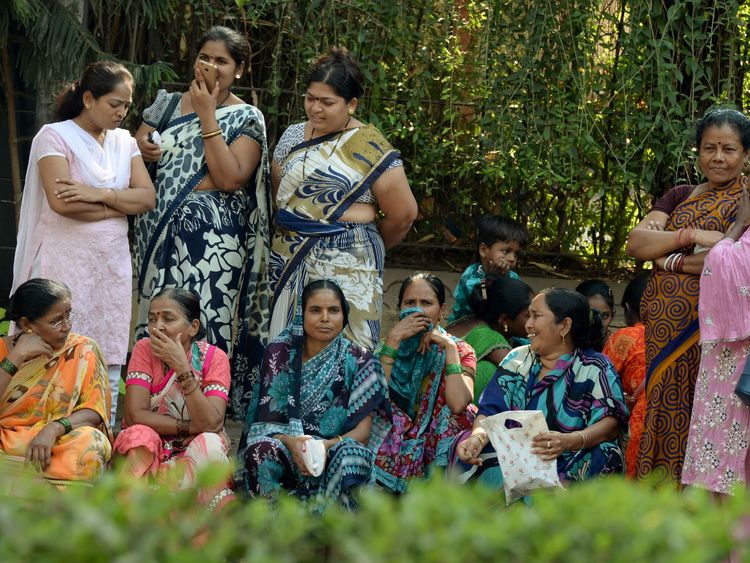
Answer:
[
  {"xmin": 270, "ymin": 46, "xmax": 417, "ymax": 350},
  {"xmin": 626, "ymin": 108, "xmax": 750, "ymax": 482},
  {"xmin": 134, "ymin": 26, "xmax": 270, "ymax": 418},
  {"xmin": 12, "ymin": 62, "xmax": 155, "ymax": 423},
  {"xmin": 453, "ymin": 289, "xmax": 628, "ymax": 489}
]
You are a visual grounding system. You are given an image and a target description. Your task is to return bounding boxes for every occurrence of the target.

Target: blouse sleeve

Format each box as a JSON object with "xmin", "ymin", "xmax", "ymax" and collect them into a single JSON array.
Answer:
[
  {"xmin": 125, "ymin": 339, "xmax": 155, "ymax": 390},
  {"xmin": 651, "ymin": 184, "xmax": 693, "ymax": 215},
  {"xmin": 35, "ymin": 127, "xmax": 69, "ymax": 162},
  {"xmin": 201, "ymin": 346, "xmax": 230, "ymax": 401},
  {"xmin": 456, "ymin": 338, "xmax": 477, "ymax": 377},
  {"xmin": 273, "ymin": 123, "xmax": 305, "ymax": 165},
  {"xmin": 129, "ymin": 136, "xmax": 141, "ymax": 159},
  {"xmin": 141, "ymin": 89, "xmax": 174, "ymax": 129},
  {"xmin": 238, "ymin": 105, "xmax": 265, "ymax": 148}
]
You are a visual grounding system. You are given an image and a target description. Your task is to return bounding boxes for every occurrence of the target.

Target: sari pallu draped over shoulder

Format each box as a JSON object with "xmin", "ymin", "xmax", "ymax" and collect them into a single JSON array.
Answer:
[
  {"xmin": 637, "ymin": 179, "xmax": 743, "ymax": 482},
  {"xmin": 237, "ymin": 327, "xmax": 390, "ymax": 509},
  {"xmin": 269, "ymin": 125, "xmax": 400, "ymax": 351},
  {"xmin": 0, "ymin": 334, "xmax": 112, "ymax": 481},
  {"xmin": 132, "ymin": 94, "xmax": 271, "ymax": 420}
]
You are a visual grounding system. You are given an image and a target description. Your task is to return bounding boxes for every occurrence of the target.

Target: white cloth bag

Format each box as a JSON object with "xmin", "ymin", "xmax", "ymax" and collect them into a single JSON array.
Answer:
[{"xmin": 480, "ymin": 410, "xmax": 564, "ymax": 504}]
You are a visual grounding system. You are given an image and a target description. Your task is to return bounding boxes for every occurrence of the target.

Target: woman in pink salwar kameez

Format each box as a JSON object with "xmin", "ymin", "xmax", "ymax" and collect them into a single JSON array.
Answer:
[
  {"xmin": 12, "ymin": 62, "xmax": 155, "ymax": 424},
  {"xmin": 682, "ymin": 187, "xmax": 750, "ymax": 494},
  {"xmin": 114, "ymin": 288, "xmax": 234, "ymax": 510}
]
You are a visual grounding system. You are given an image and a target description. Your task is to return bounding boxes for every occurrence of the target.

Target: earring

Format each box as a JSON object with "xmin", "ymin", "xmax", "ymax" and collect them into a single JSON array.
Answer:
[
  {"xmin": 348, "ymin": 109, "xmax": 354, "ymax": 115},
  {"xmin": 503, "ymin": 322, "xmax": 508, "ymax": 333},
  {"xmin": 25, "ymin": 329, "xmax": 32, "ymax": 334},
  {"xmin": 235, "ymin": 74, "xmax": 241, "ymax": 79},
  {"xmin": 560, "ymin": 332, "xmax": 566, "ymax": 342}
]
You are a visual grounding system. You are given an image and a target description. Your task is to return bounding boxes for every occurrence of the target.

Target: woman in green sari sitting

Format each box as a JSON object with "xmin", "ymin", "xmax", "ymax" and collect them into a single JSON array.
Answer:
[{"xmin": 447, "ymin": 275, "xmax": 534, "ymax": 402}]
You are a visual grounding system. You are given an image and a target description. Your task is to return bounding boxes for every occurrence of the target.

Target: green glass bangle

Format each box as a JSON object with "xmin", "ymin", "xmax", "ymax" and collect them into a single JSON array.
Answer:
[
  {"xmin": 445, "ymin": 363, "xmax": 464, "ymax": 376},
  {"xmin": 55, "ymin": 417, "xmax": 72, "ymax": 434},
  {"xmin": 0, "ymin": 357, "xmax": 18, "ymax": 376},
  {"xmin": 380, "ymin": 344, "xmax": 399, "ymax": 360}
]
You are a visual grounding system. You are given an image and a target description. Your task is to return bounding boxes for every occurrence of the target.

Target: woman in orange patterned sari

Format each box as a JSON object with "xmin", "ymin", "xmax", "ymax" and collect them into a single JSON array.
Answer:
[
  {"xmin": 602, "ymin": 274, "xmax": 649, "ymax": 478},
  {"xmin": 0, "ymin": 279, "xmax": 111, "ymax": 481},
  {"xmin": 627, "ymin": 108, "xmax": 750, "ymax": 482}
]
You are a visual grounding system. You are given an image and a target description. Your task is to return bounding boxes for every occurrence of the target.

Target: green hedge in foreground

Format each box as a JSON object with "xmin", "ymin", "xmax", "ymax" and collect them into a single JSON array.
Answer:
[{"xmin": 0, "ymin": 467, "xmax": 748, "ymax": 562}]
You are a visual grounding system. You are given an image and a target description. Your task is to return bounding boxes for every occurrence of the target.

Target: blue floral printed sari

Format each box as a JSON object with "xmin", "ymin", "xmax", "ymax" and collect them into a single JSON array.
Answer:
[{"xmin": 133, "ymin": 91, "xmax": 271, "ymax": 419}]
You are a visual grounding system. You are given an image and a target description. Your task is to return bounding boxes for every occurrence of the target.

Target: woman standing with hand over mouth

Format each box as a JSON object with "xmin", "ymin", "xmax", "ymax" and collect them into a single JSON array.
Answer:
[{"xmin": 133, "ymin": 26, "xmax": 271, "ymax": 419}]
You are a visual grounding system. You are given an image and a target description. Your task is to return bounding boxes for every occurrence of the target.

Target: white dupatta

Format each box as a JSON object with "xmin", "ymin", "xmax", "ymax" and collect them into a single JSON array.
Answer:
[{"xmin": 12, "ymin": 120, "xmax": 135, "ymax": 292}]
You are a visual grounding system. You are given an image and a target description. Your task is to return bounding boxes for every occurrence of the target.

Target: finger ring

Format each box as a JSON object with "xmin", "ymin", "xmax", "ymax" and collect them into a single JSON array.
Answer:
[{"xmin": 547, "ymin": 440, "xmax": 551, "ymax": 449}]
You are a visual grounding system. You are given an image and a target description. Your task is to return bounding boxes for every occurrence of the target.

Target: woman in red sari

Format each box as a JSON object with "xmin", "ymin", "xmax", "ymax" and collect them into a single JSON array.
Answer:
[{"xmin": 626, "ymin": 108, "xmax": 750, "ymax": 482}]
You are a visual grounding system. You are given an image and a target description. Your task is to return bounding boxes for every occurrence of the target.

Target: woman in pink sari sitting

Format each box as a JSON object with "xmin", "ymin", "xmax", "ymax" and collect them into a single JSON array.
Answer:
[{"xmin": 114, "ymin": 288, "xmax": 233, "ymax": 510}]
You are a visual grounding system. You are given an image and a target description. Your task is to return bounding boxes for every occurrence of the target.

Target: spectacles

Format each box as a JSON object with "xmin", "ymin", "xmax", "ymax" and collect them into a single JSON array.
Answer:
[{"xmin": 36, "ymin": 312, "xmax": 77, "ymax": 330}]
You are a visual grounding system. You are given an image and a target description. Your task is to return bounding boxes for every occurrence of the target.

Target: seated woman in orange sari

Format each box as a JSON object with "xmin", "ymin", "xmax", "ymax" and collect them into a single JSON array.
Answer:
[
  {"xmin": 0, "ymin": 278, "xmax": 111, "ymax": 481},
  {"xmin": 114, "ymin": 288, "xmax": 233, "ymax": 510}
]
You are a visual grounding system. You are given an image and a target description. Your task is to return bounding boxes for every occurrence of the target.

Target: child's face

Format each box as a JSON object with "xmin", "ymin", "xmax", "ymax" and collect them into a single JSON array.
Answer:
[{"xmin": 479, "ymin": 240, "xmax": 521, "ymax": 274}]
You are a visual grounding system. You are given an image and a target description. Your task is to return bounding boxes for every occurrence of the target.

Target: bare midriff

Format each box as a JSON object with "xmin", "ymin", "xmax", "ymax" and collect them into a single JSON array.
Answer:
[{"xmin": 338, "ymin": 202, "xmax": 377, "ymax": 223}]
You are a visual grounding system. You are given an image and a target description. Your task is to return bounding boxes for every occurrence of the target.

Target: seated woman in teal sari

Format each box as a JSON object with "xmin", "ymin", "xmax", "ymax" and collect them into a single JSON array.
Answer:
[
  {"xmin": 452, "ymin": 288, "xmax": 628, "ymax": 490},
  {"xmin": 133, "ymin": 26, "xmax": 271, "ymax": 419},
  {"xmin": 373, "ymin": 273, "xmax": 477, "ymax": 493},
  {"xmin": 238, "ymin": 279, "xmax": 390, "ymax": 510}
]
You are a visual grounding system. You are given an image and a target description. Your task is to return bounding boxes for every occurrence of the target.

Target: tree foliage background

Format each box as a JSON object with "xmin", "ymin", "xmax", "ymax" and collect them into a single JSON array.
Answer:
[{"xmin": 2, "ymin": 0, "xmax": 749, "ymax": 269}]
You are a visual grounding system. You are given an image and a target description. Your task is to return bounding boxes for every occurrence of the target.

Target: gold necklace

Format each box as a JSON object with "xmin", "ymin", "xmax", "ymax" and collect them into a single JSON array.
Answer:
[{"xmin": 302, "ymin": 117, "xmax": 352, "ymax": 179}]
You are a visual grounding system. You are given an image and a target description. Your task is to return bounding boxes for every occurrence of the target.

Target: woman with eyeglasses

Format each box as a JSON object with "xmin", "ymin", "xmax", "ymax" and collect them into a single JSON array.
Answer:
[{"xmin": 0, "ymin": 279, "xmax": 112, "ymax": 481}]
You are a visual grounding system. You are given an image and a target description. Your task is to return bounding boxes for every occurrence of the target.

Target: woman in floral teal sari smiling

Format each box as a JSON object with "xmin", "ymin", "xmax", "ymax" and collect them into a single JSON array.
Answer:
[
  {"xmin": 238, "ymin": 279, "xmax": 389, "ymax": 509},
  {"xmin": 452, "ymin": 288, "xmax": 628, "ymax": 490}
]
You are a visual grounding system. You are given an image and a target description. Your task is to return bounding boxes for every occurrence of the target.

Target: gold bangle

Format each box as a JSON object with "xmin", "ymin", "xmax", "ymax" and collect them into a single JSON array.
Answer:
[
  {"xmin": 337, "ymin": 435, "xmax": 343, "ymax": 443},
  {"xmin": 111, "ymin": 189, "xmax": 120, "ymax": 208},
  {"xmin": 101, "ymin": 202, "xmax": 108, "ymax": 220},
  {"xmin": 201, "ymin": 129, "xmax": 222, "ymax": 139}
]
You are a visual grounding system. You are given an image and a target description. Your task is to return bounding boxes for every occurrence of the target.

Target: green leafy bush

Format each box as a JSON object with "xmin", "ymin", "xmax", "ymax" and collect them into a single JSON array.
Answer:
[{"xmin": 0, "ymin": 464, "xmax": 747, "ymax": 562}]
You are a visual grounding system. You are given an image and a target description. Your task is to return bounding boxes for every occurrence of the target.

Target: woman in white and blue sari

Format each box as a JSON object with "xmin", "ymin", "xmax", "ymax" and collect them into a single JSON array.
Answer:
[{"xmin": 133, "ymin": 26, "xmax": 271, "ymax": 419}]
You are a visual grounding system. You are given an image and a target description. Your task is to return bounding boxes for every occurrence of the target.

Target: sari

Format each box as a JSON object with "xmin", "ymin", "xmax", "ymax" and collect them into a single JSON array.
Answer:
[
  {"xmin": 269, "ymin": 124, "xmax": 400, "ymax": 350},
  {"xmin": 113, "ymin": 338, "xmax": 234, "ymax": 510},
  {"xmin": 373, "ymin": 308, "xmax": 478, "ymax": 494},
  {"xmin": 133, "ymin": 90, "xmax": 271, "ymax": 420},
  {"xmin": 0, "ymin": 334, "xmax": 112, "ymax": 481},
  {"xmin": 637, "ymin": 180, "xmax": 742, "ymax": 482},
  {"xmin": 451, "ymin": 346, "xmax": 628, "ymax": 490},
  {"xmin": 237, "ymin": 325, "xmax": 390, "ymax": 510},
  {"xmin": 682, "ymin": 229, "xmax": 750, "ymax": 494},
  {"xmin": 603, "ymin": 324, "xmax": 646, "ymax": 478},
  {"xmin": 461, "ymin": 324, "xmax": 510, "ymax": 403}
]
